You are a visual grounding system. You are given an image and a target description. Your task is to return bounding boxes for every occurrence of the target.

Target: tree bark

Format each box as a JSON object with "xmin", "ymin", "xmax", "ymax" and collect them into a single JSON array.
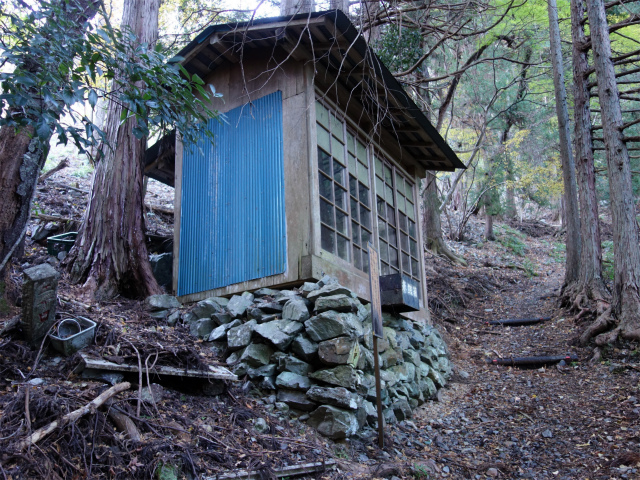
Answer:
[
  {"xmin": 484, "ymin": 211, "xmax": 495, "ymax": 241},
  {"xmin": 548, "ymin": 0, "xmax": 582, "ymax": 287},
  {"xmin": 568, "ymin": 0, "xmax": 607, "ymax": 310},
  {"xmin": 585, "ymin": 0, "xmax": 640, "ymax": 342},
  {"xmin": 0, "ymin": 1, "xmax": 99, "ymax": 278},
  {"xmin": 280, "ymin": 0, "xmax": 315, "ymax": 15},
  {"xmin": 66, "ymin": 0, "xmax": 162, "ymax": 300}
]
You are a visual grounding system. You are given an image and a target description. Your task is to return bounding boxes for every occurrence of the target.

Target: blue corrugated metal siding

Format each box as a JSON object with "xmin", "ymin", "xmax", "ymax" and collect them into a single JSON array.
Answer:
[{"xmin": 178, "ymin": 91, "xmax": 286, "ymax": 297}]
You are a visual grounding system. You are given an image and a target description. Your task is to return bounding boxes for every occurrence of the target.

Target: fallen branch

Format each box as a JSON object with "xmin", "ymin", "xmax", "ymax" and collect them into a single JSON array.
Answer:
[
  {"xmin": 205, "ymin": 460, "xmax": 336, "ymax": 480},
  {"xmin": 33, "ymin": 213, "xmax": 74, "ymax": 223},
  {"xmin": 106, "ymin": 401, "xmax": 141, "ymax": 443},
  {"xmin": 487, "ymin": 317, "xmax": 552, "ymax": 327},
  {"xmin": 38, "ymin": 158, "xmax": 69, "ymax": 183},
  {"xmin": 16, "ymin": 382, "xmax": 130, "ymax": 451},
  {"xmin": 0, "ymin": 315, "xmax": 20, "ymax": 336},
  {"xmin": 145, "ymin": 204, "xmax": 174, "ymax": 216},
  {"xmin": 488, "ymin": 354, "xmax": 578, "ymax": 368}
]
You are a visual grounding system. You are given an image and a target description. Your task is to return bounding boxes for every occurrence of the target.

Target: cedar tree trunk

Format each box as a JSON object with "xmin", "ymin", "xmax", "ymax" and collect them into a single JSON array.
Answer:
[
  {"xmin": 583, "ymin": 0, "xmax": 640, "ymax": 343},
  {"xmin": 548, "ymin": 0, "xmax": 582, "ymax": 287},
  {"xmin": 66, "ymin": 0, "xmax": 162, "ymax": 300},
  {"xmin": 0, "ymin": 1, "xmax": 99, "ymax": 277},
  {"xmin": 567, "ymin": 0, "xmax": 607, "ymax": 312}
]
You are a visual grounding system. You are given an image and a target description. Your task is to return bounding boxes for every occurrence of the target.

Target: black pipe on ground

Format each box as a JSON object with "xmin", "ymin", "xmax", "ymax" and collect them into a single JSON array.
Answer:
[
  {"xmin": 487, "ymin": 353, "xmax": 579, "ymax": 368},
  {"xmin": 487, "ymin": 317, "xmax": 552, "ymax": 327}
]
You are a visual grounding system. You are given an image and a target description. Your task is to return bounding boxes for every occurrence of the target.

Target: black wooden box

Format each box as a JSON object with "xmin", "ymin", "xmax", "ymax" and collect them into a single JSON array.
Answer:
[{"xmin": 379, "ymin": 274, "xmax": 420, "ymax": 312}]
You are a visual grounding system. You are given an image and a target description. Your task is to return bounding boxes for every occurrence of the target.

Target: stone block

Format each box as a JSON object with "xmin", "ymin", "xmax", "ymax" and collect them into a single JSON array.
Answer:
[
  {"xmin": 291, "ymin": 334, "xmax": 319, "ymax": 362},
  {"xmin": 227, "ymin": 319, "xmax": 256, "ymax": 350},
  {"xmin": 277, "ymin": 389, "xmax": 317, "ymax": 411},
  {"xmin": 240, "ymin": 343, "xmax": 274, "ymax": 367},
  {"xmin": 314, "ymin": 294, "xmax": 359, "ymax": 313},
  {"xmin": 145, "ymin": 294, "xmax": 181, "ymax": 311},
  {"xmin": 21, "ymin": 264, "xmax": 60, "ymax": 346},
  {"xmin": 254, "ymin": 319, "xmax": 304, "ymax": 350},
  {"xmin": 306, "ymin": 386, "xmax": 358, "ymax": 410},
  {"xmin": 275, "ymin": 372, "xmax": 313, "ymax": 391},
  {"xmin": 393, "ymin": 398, "xmax": 412, "ymax": 421},
  {"xmin": 318, "ymin": 336, "xmax": 360, "ymax": 367},
  {"xmin": 305, "ymin": 311, "xmax": 360, "ymax": 342},
  {"xmin": 227, "ymin": 292, "xmax": 254, "ymax": 318},
  {"xmin": 276, "ymin": 354, "xmax": 311, "ymax": 376},
  {"xmin": 307, "ymin": 283, "xmax": 352, "ymax": 302},
  {"xmin": 308, "ymin": 405, "xmax": 358, "ymax": 439},
  {"xmin": 309, "ymin": 365, "xmax": 360, "ymax": 390},
  {"xmin": 192, "ymin": 297, "xmax": 228, "ymax": 319},
  {"xmin": 282, "ymin": 298, "xmax": 310, "ymax": 323}
]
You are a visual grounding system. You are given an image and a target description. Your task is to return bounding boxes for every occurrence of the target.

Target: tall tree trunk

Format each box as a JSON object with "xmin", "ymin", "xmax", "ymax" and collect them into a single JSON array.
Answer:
[
  {"xmin": 280, "ymin": 0, "xmax": 315, "ymax": 15},
  {"xmin": 582, "ymin": 0, "xmax": 640, "ymax": 343},
  {"xmin": 567, "ymin": 0, "xmax": 607, "ymax": 312},
  {"xmin": 0, "ymin": 1, "xmax": 99, "ymax": 278},
  {"xmin": 484, "ymin": 209, "xmax": 495, "ymax": 241},
  {"xmin": 548, "ymin": 0, "xmax": 582, "ymax": 287},
  {"xmin": 66, "ymin": 0, "xmax": 162, "ymax": 300},
  {"xmin": 504, "ymin": 159, "xmax": 517, "ymax": 220}
]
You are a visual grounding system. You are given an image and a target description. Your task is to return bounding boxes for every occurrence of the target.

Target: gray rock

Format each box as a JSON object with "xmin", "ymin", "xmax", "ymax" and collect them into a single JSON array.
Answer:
[
  {"xmin": 405, "ymin": 381, "xmax": 421, "ymax": 400},
  {"xmin": 389, "ymin": 362, "xmax": 416, "ymax": 383},
  {"xmin": 300, "ymin": 282, "xmax": 319, "ymax": 297},
  {"xmin": 314, "ymin": 294, "xmax": 359, "ymax": 313},
  {"xmin": 240, "ymin": 343, "xmax": 274, "ymax": 367},
  {"xmin": 306, "ymin": 386, "xmax": 358, "ymax": 410},
  {"xmin": 282, "ymin": 298, "xmax": 310, "ymax": 323},
  {"xmin": 307, "ymin": 283, "xmax": 351, "ymax": 302},
  {"xmin": 226, "ymin": 348, "xmax": 245, "ymax": 365},
  {"xmin": 396, "ymin": 331, "xmax": 412, "ymax": 350},
  {"xmin": 419, "ymin": 378, "xmax": 437, "ymax": 399},
  {"xmin": 392, "ymin": 397, "xmax": 413, "ymax": 421},
  {"xmin": 208, "ymin": 319, "xmax": 242, "ymax": 341},
  {"xmin": 425, "ymin": 330, "xmax": 448, "ymax": 356},
  {"xmin": 149, "ymin": 309, "xmax": 169, "ymax": 319},
  {"xmin": 231, "ymin": 362, "xmax": 248, "ymax": 376},
  {"xmin": 317, "ymin": 275, "xmax": 339, "ymax": 287},
  {"xmin": 192, "ymin": 297, "xmax": 228, "ymax": 319},
  {"xmin": 182, "ymin": 312, "xmax": 197, "ymax": 325},
  {"xmin": 145, "ymin": 294, "xmax": 181, "ymax": 311},
  {"xmin": 274, "ymin": 290, "xmax": 303, "ymax": 305},
  {"xmin": 380, "ymin": 347, "xmax": 403, "ymax": 368},
  {"xmin": 190, "ymin": 318, "xmax": 216, "ymax": 339},
  {"xmin": 277, "ymin": 389, "xmax": 317, "ymax": 411},
  {"xmin": 362, "ymin": 400, "xmax": 377, "ymax": 426},
  {"xmin": 32, "ymin": 222, "xmax": 60, "ymax": 242},
  {"xmin": 383, "ymin": 314, "xmax": 413, "ymax": 331},
  {"xmin": 307, "ymin": 405, "xmax": 359, "ymax": 439},
  {"xmin": 275, "ymin": 402, "xmax": 290, "ymax": 413},
  {"xmin": 309, "ymin": 365, "xmax": 360, "ymax": 390},
  {"xmin": 428, "ymin": 369, "xmax": 446, "ymax": 389},
  {"xmin": 259, "ymin": 376, "xmax": 277, "ymax": 390},
  {"xmin": 247, "ymin": 364, "xmax": 277, "ymax": 379},
  {"xmin": 212, "ymin": 312, "xmax": 233, "ymax": 325},
  {"xmin": 227, "ymin": 292, "xmax": 254, "ymax": 318},
  {"xmin": 305, "ymin": 311, "xmax": 361, "ymax": 342},
  {"xmin": 149, "ymin": 252, "xmax": 173, "ymax": 289},
  {"xmin": 291, "ymin": 334, "xmax": 319, "ymax": 362},
  {"xmin": 380, "ymin": 369, "xmax": 399, "ymax": 387},
  {"xmin": 166, "ymin": 310, "xmax": 181, "ymax": 326},
  {"xmin": 383, "ymin": 407, "xmax": 397, "ymax": 425},
  {"xmin": 246, "ymin": 308, "xmax": 266, "ymax": 322},
  {"xmin": 409, "ymin": 330, "xmax": 425, "ymax": 349},
  {"xmin": 255, "ymin": 301, "xmax": 283, "ymax": 314},
  {"xmin": 208, "ymin": 341, "xmax": 226, "ymax": 357},
  {"xmin": 318, "ymin": 336, "xmax": 360, "ymax": 367},
  {"xmin": 276, "ymin": 355, "xmax": 311, "ymax": 376},
  {"xmin": 253, "ymin": 418, "xmax": 269, "ymax": 434},
  {"xmin": 253, "ymin": 288, "xmax": 281, "ymax": 298},
  {"xmin": 275, "ymin": 372, "xmax": 313, "ymax": 391},
  {"xmin": 254, "ymin": 319, "xmax": 304, "ymax": 350},
  {"xmin": 227, "ymin": 320, "xmax": 256, "ymax": 350},
  {"xmin": 403, "ymin": 348, "xmax": 421, "ymax": 366}
]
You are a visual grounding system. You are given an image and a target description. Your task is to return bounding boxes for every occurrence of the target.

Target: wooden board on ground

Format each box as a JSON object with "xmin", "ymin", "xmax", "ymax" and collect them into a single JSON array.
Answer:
[
  {"xmin": 75, "ymin": 353, "xmax": 238, "ymax": 381},
  {"xmin": 205, "ymin": 460, "xmax": 336, "ymax": 479}
]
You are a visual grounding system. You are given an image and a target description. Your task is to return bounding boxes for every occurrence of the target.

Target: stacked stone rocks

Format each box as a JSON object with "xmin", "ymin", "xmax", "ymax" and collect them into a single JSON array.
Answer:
[{"xmin": 180, "ymin": 276, "xmax": 452, "ymax": 439}]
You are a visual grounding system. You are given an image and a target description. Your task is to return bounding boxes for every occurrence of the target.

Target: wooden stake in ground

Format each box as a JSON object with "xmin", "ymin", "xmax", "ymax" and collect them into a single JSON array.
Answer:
[{"xmin": 17, "ymin": 382, "xmax": 130, "ymax": 451}]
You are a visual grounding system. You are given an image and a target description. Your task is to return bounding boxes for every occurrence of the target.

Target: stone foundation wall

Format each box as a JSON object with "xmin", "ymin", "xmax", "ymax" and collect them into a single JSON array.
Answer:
[{"xmin": 152, "ymin": 276, "xmax": 452, "ymax": 439}]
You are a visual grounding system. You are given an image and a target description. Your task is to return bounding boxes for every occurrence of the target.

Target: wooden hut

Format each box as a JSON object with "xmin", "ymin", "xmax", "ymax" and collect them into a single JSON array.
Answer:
[{"xmin": 145, "ymin": 10, "xmax": 464, "ymax": 319}]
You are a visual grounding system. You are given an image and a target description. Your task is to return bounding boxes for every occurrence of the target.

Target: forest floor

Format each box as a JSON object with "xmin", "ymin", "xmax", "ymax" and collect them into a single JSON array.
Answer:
[{"xmin": 0, "ymin": 155, "xmax": 639, "ymax": 479}]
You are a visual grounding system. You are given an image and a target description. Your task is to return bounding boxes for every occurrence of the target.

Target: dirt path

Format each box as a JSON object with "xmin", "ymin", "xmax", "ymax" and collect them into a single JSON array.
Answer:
[{"xmin": 380, "ymin": 256, "xmax": 640, "ymax": 479}]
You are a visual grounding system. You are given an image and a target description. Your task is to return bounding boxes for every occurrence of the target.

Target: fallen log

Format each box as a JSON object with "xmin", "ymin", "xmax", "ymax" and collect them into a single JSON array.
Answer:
[
  {"xmin": 205, "ymin": 460, "xmax": 336, "ymax": 480},
  {"xmin": 38, "ymin": 158, "xmax": 69, "ymax": 183},
  {"xmin": 487, "ymin": 317, "xmax": 552, "ymax": 327},
  {"xmin": 488, "ymin": 353, "xmax": 578, "ymax": 368},
  {"xmin": 17, "ymin": 382, "xmax": 130, "ymax": 451}
]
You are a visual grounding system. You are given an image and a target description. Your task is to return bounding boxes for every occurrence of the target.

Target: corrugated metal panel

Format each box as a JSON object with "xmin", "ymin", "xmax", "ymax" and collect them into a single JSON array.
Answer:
[{"xmin": 178, "ymin": 91, "xmax": 286, "ymax": 297}]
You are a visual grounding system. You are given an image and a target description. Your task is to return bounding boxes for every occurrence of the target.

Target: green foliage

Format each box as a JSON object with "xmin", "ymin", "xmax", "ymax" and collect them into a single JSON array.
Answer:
[
  {"xmin": 602, "ymin": 240, "xmax": 614, "ymax": 282},
  {"xmin": 0, "ymin": 0, "xmax": 220, "ymax": 159},
  {"xmin": 375, "ymin": 25, "xmax": 423, "ymax": 73},
  {"xmin": 522, "ymin": 258, "xmax": 538, "ymax": 278},
  {"xmin": 550, "ymin": 242, "xmax": 566, "ymax": 263},
  {"xmin": 412, "ymin": 463, "xmax": 432, "ymax": 479},
  {"xmin": 496, "ymin": 225, "xmax": 526, "ymax": 256}
]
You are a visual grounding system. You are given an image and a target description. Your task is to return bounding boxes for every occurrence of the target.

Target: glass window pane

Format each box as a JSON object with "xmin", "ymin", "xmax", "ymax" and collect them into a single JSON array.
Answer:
[
  {"xmin": 332, "ymin": 136, "xmax": 345, "ymax": 163},
  {"xmin": 319, "ymin": 172, "xmax": 333, "ymax": 200},
  {"xmin": 384, "ymin": 165, "xmax": 393, "ymax": 185},
  {"xmin": 380, "ymin": 241, "xmax": 388, "ymax": 263},
  {"xmin": 350, "ymin": 197, "xmax": 359, "ymax": 221},
  {"xmin": 331, "ymin": 115, "xmax": 344, "ymax": 141},
  {"xmin": 378, "ymin": 220, "xmax": 387, "ymax": 241},
  {"xmin": 399, "ymin": 213, "xmax": 407, "ymax": 232},
  {"xmin": 360, "ymin": 205, "xmax": 371, "ymax": 229},
  {"xmin": 353, "ymin": 246, "xmax": 362, "ymax": 270},
  {"xmin": 336, "ymin": 210, "xmax": 348, "ymax": 235},
  {"xmin": 349, "ymin": 175, "xmax": 358, "ymax": 197},
  {"xmin": 399, "ymin": 194, "xmax": 406, "ymax": 214},
  {"xmin": 334, "ymin": 161, "xmax": 346, "ymax": 186},
  {"xmin": 335, "ymin": 184, "xmax": 347, "ymax": 209},
  {"xmin": 409, "ymin": 219, "xmax": 416, "ymax": 238},
  {"xmin": 402, "ymin": 252, "xmax": 410, "ymax": 272},
  {"xmin": 391, "ymin": 265, "xmax": 399, "ymax": 273},
  {"xmin": 385, "ymin": 185, "xmax": 394, "ymax": 205},
  {"xmin": 387, "ymin": 203, "xmax": 396, "ymax": 225},
  {"xmin": 377, "ymin": 196, "xmax": 385, "ymax": 218},
  {"xmin": 321, "ymin": 225, "xmax": 335, "ymax": 253},
  {"xmin": 320, "ymin": 198, "xmax": 334, "ymax": 227},
  {"xmin": 352, "ymin": 221, "xmax": 360, "ymax": 244},
  {"xmin": 337, "ymin": 234, "xmax": 349, "ymax": 260},
  {"xmin": 406, "ymin": 200, "xmax": 415, "ymax": 220},
  {"xmin": 316, "ymin": 102, "xmax": 329, "ymax": 127},
  {"xmin": 357, "ymin": 162, "xmax": 369, "ymax": 186},
  {"xmin": 348, "ymin": 153, "xmax": 357, "ymax": 175},
  {"xmin": 318, "ymin": 148, "xmax": 331, "ymax": 175},
  {"xmin": 318, "ymin": 126, "xmax": 331, "ymax": 151},
  {"xmin": 347, "ymin": 131, "xmax": 355, "ymax": 154},
  {"xmin": 359, "ymin": 183, "xmax": 369, "ymax": 207},
  {"xmin": 411, "ymin": 259, "xmax": 419, "ymax": 276},
  {"xmin": 410, "ymin": 239, "xmax": 417, "ymax": 257},
  {"xmin": 381, "ymin": 262, "xmax": 390, "ymax": 276},
  {"xmin": 357, "ymin": 140, "xmax": 367, "ymax": 162},
  {"xmin": 362, "ymin": 250, "xmax": 369, "ymax": 273},
  {"xmin": 389, "ymin": 246, "xmax": 398, "ymax": 267},
  {"xmin": 375, "ymin": 156, "xmax": 383, "ymax": 176},
  {"xmin": 388, "ymin": 225, "xmax": 397, "ymax": 247},
  {"xmin": 401, "ymin": 232, "xmax": 409, "ymax": 252},
  {"xmin": 375, "ymin": 177, "xmax": 384, "ymax": 199},
  {"xmin": 361, "ymin": 228, "xmax": 371, "ymax": 245}
]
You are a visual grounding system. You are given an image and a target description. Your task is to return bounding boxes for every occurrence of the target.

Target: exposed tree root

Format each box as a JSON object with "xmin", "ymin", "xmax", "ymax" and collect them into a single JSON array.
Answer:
[
  {"xmin": 426, "ymin": 238, "xmax": 468, "ymax": 267},
  {"xmin": 579, "ymin": 306, "xmax": 613, "ymax": 346}
]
